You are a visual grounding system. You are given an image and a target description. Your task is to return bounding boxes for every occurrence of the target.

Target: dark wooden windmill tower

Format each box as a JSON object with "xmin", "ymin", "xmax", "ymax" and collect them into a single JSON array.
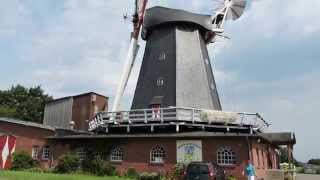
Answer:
[{"xmin": 131, "ymin": 7, "xmax": 222, "ymax": 110}]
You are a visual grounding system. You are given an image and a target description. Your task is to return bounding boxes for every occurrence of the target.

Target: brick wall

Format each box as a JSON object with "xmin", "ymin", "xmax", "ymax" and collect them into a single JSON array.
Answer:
[
  {"xmin": 251, "ymin": 139, "xmax": 280, "ymax": 179},
  {"xmin": 51, "ymin": 136, "xmax": 252, "ymax": 179},
  {"xmin": 72, "ymin": 93, "xmax": 107, "ymax": 131},
  {"xmin": 0, "ymin": 121, "xmax": 55, "ymax": 168}
]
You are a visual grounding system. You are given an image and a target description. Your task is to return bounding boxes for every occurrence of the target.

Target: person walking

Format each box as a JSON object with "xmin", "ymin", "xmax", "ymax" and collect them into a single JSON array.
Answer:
[{"xmin": 245, "ymin": 160, "xmax": 256, "ymax": 180}]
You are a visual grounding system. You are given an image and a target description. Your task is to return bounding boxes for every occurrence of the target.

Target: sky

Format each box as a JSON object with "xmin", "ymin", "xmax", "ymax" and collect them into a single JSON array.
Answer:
[{"xmin": 0, "ymin": 0, "xmax": 319, "ymax": 162}]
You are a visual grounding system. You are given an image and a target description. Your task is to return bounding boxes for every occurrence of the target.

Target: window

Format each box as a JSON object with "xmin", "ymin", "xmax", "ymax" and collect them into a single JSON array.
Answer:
[
  {"xmin": 94, "ymin": 105, "xmax": 99, "ymax": 114},
  {"xmin": 32, "ymin": 146, "xmax": 39, "ymax": 159},
  {"xmin": 76, "ymin": 147, "xmax": 87, "ymax": 161},
  {"xmin": 217, "ymin": 146, "xmax": 236, "ymax": 165},
  {"xmin": 151, "ymin": 104, "xmax": 161, "ymax": 119},
  {"xmin": 158, "ymin": 51, "xmax": 166, "ymax": 61},
  {"xmin": 156, "ymin": 78, "xmax": 164, "ymax": 87},
  {"xmin": 42, "ymin": 146, "xmax": 50, "ymax": 160},
  {"xmin": 110, "ymin": 146, "xmax": 124, "ymax": 162},
  {"xmin": 150, "ymin": 146, "xmax": 165, "ymax": 163}
]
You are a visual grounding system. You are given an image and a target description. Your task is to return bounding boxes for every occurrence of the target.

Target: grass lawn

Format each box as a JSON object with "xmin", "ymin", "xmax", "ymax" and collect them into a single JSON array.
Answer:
[{"xmin": 0, "ymin": 171, "xmax": 131, "ymax": 180}]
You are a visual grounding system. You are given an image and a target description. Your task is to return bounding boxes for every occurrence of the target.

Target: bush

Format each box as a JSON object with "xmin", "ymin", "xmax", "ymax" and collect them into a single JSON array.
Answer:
[
  {"xmin": 82, "ymin": 156, "xmax": 116, "ymax": 176},
  {"xmin": 11, "ymin": 151, "xmax": 38, "ymax": 170},
  {"xmin": 139, "ymin": 172, "xmax": 161, "ymax": 180},
  {"xmin": 227, "ymin": 175, "xmax": 237, "ymax": 180},
  {"xmin": 166, "ymin": 163, "xmax": 185, "ymax": 180},
  {"xmin": 126, "ymin": 167, "xmax": 138, "ymax": 178},
  {"xmin": 54, "ymin": 153, "xmax": 80, "ymax": 174}
]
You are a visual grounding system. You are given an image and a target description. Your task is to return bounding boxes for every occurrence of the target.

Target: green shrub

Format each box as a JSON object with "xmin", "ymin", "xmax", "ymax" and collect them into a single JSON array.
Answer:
[
  {"xmin": 166, "ymin": 163, "xmax": 185, "ymax": 180},
  {"xmin": 82, "ymin": 156, "xmax": 116, "ymax": 176},
  {"xmin": 11, "ymin": 151, "xmax": 38, "ymax": 170},
  {"xmin": 139, "ymin": 172, "xmax": 161, "ymax": 180},
  {"xmin": 174, "ymin": 163, "xmax": 185, "ymax": 176},
  {"xmin": 54, "ymin": 153, "xmax": 80, "ymax": 174},
  {"xmin": 126, "ymin": 167, "xmax": 138, "ymax": 178},
  {"xmin": 227, "ymin": 175, "xmax": 237, "ymax": 180}
]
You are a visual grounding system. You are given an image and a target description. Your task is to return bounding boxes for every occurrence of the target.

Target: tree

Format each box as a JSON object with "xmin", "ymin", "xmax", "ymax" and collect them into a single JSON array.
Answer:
[
  {"xmin": 308, "ymin": 159, "xmax": 320, "ymax": 165},
  {"xmin": 279, "ymin": 147, "xmax": 300, "ymax": 166},
  {"xmin": 0, "ymin": 85, "xmax": 53, "ymax": 123}
]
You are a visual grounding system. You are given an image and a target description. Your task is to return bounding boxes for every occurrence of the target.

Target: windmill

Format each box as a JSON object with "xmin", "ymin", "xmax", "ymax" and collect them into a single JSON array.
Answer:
[{"xmin": 111, "ymin": 0, "xmax": 247, "ymax": 112}]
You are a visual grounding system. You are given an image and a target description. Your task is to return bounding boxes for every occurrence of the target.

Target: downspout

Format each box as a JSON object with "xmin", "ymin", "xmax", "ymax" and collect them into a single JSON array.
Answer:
[{"xmin": 246, "ymin": 136, "xmax": 252, "ymax": 161}]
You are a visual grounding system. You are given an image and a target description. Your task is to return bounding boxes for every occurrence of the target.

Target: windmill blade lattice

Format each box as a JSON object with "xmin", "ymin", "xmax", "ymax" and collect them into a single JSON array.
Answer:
[{"xmin": 225, "ymin": 0, "xmax": 247, "ymax": 20}]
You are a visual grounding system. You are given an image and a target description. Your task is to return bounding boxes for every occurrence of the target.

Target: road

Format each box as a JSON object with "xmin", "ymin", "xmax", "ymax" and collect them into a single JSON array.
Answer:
[{"xmin": 297, "ymin": 174, "xmax": 320, "ymax": 180}]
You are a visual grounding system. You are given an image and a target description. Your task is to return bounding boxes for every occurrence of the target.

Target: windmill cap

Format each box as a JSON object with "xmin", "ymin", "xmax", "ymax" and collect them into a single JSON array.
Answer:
[{"xmin": 142, "ymin": 6, "xmax": 213, "ymax": 40}]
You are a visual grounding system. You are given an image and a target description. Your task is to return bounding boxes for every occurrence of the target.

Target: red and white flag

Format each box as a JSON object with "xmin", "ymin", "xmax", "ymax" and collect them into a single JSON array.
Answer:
[{"xmin": 0, "ymin": 135, "xmax": 16, "ymax": 169}]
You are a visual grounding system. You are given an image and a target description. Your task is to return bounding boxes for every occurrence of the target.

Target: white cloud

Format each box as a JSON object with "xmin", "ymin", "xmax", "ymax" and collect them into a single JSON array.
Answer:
[
  {"xmin": 0, "ymin": 0, "xmax": 33, "ymax": 37},
  {"xmin": 221, "ymin": 70, "xmax": 320, "ymax": 161},
  {"xmin": 237, "ymin": 0, "xmax": 320, "ymax": 39}
]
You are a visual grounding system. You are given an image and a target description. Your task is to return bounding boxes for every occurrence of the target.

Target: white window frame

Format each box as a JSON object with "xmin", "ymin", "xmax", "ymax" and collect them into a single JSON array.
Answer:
[
  {"xmin": 217, "ymin": 146, "xmax": 236, "ymax": 166},
  {"xmin": 42, "ymin": 146, "xmax": 50, "ymax": 160},
  {"xmin": 76, "ymin": 147, "xmax": 87, "ymax": 161},
  {"xmin": 110, "ymin": 146, "xmax": 124, "ymax": 162},
  {"xmin": 32, "ymin": 146, "xmax": 39, "ymax": 160},
  {"xmin": 150, "ymin": 146, "xmax": 165, "ymax": 164},
  {"xmin": 156, "ymin": 78, "xmax": 164, "ymax": 87},
  {"xmin": 158, "ymin": 51, "xmax": 166, "ymax": 61}
]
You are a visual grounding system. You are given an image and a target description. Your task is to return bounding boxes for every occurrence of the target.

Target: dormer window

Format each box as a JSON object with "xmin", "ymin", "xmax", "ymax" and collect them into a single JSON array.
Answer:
[
  {"xmin": 158, "ymin": 51, "xmax": 166, "ymax": 61},
  {"xmin": 156, "ymin": 78, "xmax": 164, "ymax": 87}
]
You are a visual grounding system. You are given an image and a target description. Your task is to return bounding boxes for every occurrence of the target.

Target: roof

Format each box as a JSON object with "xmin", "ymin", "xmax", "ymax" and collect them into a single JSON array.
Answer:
[
  {"xmin": 0, "ymin": 117, "xmax": 55, "ymax": 131},
  {"xmin": 48, "ymin": 131, "xmax": 256, "ymax": 140},
  {"xmin": 48, "ymin": 92, "xmax": 108, "ymax": 103},
  {"xmin": 142, "ymin": 6, "xmax": 213, "ymax": 40},
  {"xmin": 260, "ymin": 132, "xmax": 296, "ymax": 145}
]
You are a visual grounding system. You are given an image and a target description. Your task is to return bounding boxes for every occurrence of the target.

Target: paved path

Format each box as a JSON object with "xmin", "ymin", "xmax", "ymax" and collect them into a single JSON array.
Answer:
[{"xmin": 297, "ymin": 174, "xmax": 320, "ymax": 180}]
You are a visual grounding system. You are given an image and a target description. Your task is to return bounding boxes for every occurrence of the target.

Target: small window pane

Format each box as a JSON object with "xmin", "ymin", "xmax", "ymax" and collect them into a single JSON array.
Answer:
[
  {"xmin": 32, "ymin": 146, "xmax": 39, "ymax": 159},
  {"xmin": 42, "ymin": 146, "xmax": 50, "ymax": 160},
  {"xmin": 77, "ymin": 147, "xmax": 87, "ymax": 161},
  {"xmin": 110, "ymin": 146, "xmax": 124, "ymax": 162},
  {"xmin": 156, "ymin": 78, "xmax": 164, "ymax": 87},
  {"xmin": 150, "ymin": 146, "xmax": 165, "ymax": 163},
  {"xmin": 159, "ymin": 52, "xmax": 166, "ymax": 61},
  {"xmin": 217, "ymin": 146, "xmax": 236, "ymax": 165}
]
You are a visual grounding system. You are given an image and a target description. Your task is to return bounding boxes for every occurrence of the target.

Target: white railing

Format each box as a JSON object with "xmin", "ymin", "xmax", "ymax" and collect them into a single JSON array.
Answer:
[{"xmin": 88, "ymin": 107, "xmax": 270, "ymax": 132}]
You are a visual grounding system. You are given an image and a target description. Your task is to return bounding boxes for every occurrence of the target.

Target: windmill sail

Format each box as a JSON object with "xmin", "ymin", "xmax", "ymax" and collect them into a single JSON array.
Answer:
[{"xmin": 225, "ymin": 0, "xmax": 247, "ymax": 20}]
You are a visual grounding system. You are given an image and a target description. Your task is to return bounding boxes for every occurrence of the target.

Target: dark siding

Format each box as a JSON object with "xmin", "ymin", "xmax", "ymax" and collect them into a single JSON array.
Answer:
[{"xmin": 131, "ymin": 26, "xmax": 176, "ymax": 109}]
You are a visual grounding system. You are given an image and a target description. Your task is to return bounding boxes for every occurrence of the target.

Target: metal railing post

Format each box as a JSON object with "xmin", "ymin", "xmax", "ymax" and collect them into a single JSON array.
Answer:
[
  {"xmin": 192, "ymin": 108, "xmax": 195, "ymax": 123},
  {"xmin": 144, "ymin": 110, "xmax": 147, "ymax": 123}
]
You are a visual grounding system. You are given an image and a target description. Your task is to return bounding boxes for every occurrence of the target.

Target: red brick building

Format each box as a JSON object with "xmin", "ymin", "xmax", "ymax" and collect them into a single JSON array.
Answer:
[
  {"xmin": 48, "ymin": 130, "xmax": 294, "ymax": 179},
  {"xmin": 0, "ymin": 118, "xmax": 55, "ymax": 169},
  {"xmin": 0, "ymin": 92, "xmax": 107, "ymax": 169},
  {"xmin": 0, "ymin": 92, "xmax": 296, "ymax": 180}
]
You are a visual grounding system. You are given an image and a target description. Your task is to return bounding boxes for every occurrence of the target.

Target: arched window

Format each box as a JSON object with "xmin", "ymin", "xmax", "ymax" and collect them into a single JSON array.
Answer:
[
  {"xmin": 150, "ymin": 146, "xmax": 165, "ymax": 163},
  {"xmin": 217, "ymin": 146, "xmax": 236, "ymax": 165},
  {"xmin": 110, "ymin": 146, "xmax": 124, "ymax": 162}
]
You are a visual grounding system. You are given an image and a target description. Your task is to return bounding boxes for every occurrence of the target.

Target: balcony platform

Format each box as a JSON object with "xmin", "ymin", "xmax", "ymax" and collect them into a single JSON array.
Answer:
[{"xmin": 88, "ymin": 107, "xmax": 270, "ymax": 134}]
